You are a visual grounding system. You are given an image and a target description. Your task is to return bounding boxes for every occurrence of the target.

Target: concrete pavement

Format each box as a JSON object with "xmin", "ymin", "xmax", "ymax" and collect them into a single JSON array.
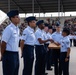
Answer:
[{"xmin": 0, "ymin": 47, "xmax": 76, "ymax": 75}]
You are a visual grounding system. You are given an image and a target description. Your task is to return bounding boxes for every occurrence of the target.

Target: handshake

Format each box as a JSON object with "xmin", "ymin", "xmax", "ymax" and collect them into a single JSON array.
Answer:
[
  {"xmin": 47, "ymin": 39, "xmax": 54, "ymax": 43},
  {"xmin": 47, "ymin": 39, "xmax": 60, "ymax": 46}
]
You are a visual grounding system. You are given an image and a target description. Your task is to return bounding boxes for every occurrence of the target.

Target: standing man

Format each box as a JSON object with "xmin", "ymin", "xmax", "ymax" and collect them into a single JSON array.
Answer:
[
  {"xmin": 46, "ymin": 26, "xmax": 53, "ymax": 70},
  {"xmin": 20, "ymin": 16, "xmax": 36, "ymax": 75},
  {"xmin": 43, "ymin": 24, "xmax": 53, "ymax": 71},
  {"xmin": 0, "ymin": 10, "xmax": 20, "ymax": 75},
  {"xmin": 52, "ymin": 24, "xmax": 62, "ymax": 75},
  {"xmin": 43, "ymin": 23, "xmax": 50, "ymax": 75},
  {"xmin": 68, "ymin": 34, "xmax": 73, "ymax": 47},
  {"xmin": 35, "ymin": 20, "xmax": 52, "ymax": 75}
]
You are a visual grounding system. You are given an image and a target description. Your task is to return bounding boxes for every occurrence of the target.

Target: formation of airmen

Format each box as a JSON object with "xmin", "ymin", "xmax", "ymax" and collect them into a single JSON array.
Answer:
[{"xmin": 0, "ymin": 10, "xmax": 75, "ymax": 75}]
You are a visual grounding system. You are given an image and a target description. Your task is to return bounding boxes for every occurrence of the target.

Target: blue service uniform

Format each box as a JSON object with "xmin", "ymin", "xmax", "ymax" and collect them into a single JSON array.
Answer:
[
  {"xmin": 60, "ymin": 36, "xmax": 70, "ymax": 75},
  {"xmin": 21, "ymin": 26, "xmax": 36, "ymax": 75},
  {"xmin": 73, "ymin": 35, "xmax": 76, "ymax": 39},
  {"xmin": 35, "ymin": 28, "xmax": 46, "ymax": 75},
  {"xmin": 43, "ymin": 31, "xmax": 50, "ymax": 71},
  {"xmin": 0, "ymin": 35, "xmax": 1, "ymax": 47},
  {"xmin": 46, "ymin": 32, "xmax": 53, "ymax": 70},
  {"xmin": 73, "ymin": 35, "xmax": 76, "ymax": 46},
  {"xmin": 52, "ymin": 31, "xmax": 62, "ymax": 75},
  {"xmin": 68, "ymin": 35, "xmax": 73, "ymax": 47},
  {"xmin": 2, "ymin": 23, "xmax": 20, "ymax": 75}
]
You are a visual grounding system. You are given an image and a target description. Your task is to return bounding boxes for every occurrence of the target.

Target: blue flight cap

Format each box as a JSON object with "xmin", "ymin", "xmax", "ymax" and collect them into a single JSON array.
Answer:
[
  {"xmin": 25, "ymin": 16, "xmax": 37, "ymax": 22},
  {"xmin": 36, "ymin": 20, "xmax": 44, "ymax": 26},
  {"xmin": 44, "ymin": 23, "xmax": 49, "ymax": 27},
  {"xmin": 53, "ymin": 28, "xmax": 56, "ymax": 32},
  {"xmin": 56, "ymin": 23, "xmax": 60, "ymax": 27},
  {"xmin": 7, "ymin": 10, "xmax": 19, "ymax": 18},
  {"xmin": 48, "ymin": 26, "xmax": 52, "ymax": 29}
]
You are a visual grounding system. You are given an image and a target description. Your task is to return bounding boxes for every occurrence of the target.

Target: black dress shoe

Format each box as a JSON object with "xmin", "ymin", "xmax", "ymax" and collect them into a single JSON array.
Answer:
[
  {"xmin": 44, "ymin": 73, "xmax": 48, "ymax": 75},
  {"xmin": 47, "ymin": 68, "xmax": 53, "ymax": 71},
  {"xmin": 42, "ymin": 73, "xmax": 48, "ymax": 75}
]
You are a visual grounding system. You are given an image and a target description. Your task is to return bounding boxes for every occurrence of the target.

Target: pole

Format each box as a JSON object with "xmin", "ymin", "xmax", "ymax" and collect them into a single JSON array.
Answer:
[
  {"xmin": 58, "ymin": 0, "xmax": 60, "ymax": 17},
  {"xmin": 8, "ymin": 0, "xmax": 10, "ymax": 12},
  {"xmin": 32, "ymin": 0, "xmax": 34, "ymax": 16},
  {"xmin": 39, "ymin": 6, "xmax": 40, "ymax": 20}
]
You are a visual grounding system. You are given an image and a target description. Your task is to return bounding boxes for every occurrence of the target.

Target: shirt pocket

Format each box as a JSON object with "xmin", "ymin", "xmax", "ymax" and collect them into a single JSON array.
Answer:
[
  {"xmin": 12, "ymin": 32, "xmax": 18, "ymax": 42},
  {"xmin": 29, "ymin": 32, "xmax": 35, "ymax": 40},
  {"xmin": 61, "ymin": 40, "xmax": 65, "ymax": 47}
]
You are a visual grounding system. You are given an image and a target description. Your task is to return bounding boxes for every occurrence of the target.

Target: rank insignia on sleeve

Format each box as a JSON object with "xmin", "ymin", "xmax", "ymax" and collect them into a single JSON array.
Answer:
[
  {"xmin": 66, "ymin": 42, "xmax": 69, "ymax": 44},
  {"xmin": 23, "ymin": 34, "xmax": 26, "ymax": 36}
]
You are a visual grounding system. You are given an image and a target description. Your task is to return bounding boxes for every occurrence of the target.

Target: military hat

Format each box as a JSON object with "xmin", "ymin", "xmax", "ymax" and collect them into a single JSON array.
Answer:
[
  {"xmin": 56, "ymin": 23, "xmax": 60, "ymax": 27},
  {"xmin": 44, "ymin": 23, "xmax": 49, "ymax": 27},
  {"xmin": 7, "ymin": 10, "xmax": 19, "ymax": 18},
  {"xmin": 36, "ymin": 20, "xmax": 44, "ymax": 26},
  {"xmin": 48, "ymin": 26, "xmax": 52, "ymax": 29},
  {"xmin": 25, "ymin": 16, "xmax": 36, "ymax": 22}
]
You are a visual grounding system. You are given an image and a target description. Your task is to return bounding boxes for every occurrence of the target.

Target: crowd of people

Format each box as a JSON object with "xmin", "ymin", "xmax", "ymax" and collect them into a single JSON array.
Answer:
[
  {"xmin": 64, "ymin": 18, "xmax": 76, "ymax": 46},
  {"xmin": 0, "ymin": 10, "xmax": 76, "ymax": 75}
]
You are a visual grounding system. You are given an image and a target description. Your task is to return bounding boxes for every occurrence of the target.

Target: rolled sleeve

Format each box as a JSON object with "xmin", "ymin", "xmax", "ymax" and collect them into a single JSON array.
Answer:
[
  {"xmin": 21, "ymin": 30, "xmax": 28, "ymax": 41},
  {"xmin": 66, "ymin": 40, "xmax": 70, "ymax": 48},
  {"xmin": 2, "ymin": 28, "xmax": 11, "ymax": 43},
  {"xmin": 35, "ymin": 32, "xmax": 42, "ymax": 39},
  {"xmin": 74, "ymin": 36, "xmax": 76, "ymax": 39},
  {"xmin": 51, "ymin": 34, "xmax": 55, "ymax": 41}
]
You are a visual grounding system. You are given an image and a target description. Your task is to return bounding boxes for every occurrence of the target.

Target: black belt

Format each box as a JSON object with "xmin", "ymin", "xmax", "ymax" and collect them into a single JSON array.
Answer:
[
  {"xmin": 35, "ymin": 45, "xmax": 44, "ymax": 47},
  {"xmin": 5, "ymin": 51, "xmax": 18, "ymax": 53},
  {"xmin": 45, "ymin": 43, "xmax": 49, "ymax": 45},
  {"xmin": 44, "ymin": 43, "xmax": 49, "ymax": 46},
  {"xmin": 61, "ymin": 52, "xmax": 67, "ymax": 54},
  {"xmin": 24, "ymin": 44, "xmax": 34, "ymax": 47}
]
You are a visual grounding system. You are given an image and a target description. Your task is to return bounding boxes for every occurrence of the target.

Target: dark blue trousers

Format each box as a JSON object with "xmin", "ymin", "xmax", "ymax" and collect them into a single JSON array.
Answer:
[
  {"xmin": 60, "ymin": 52, "xmax": 69, "ymax": 75},
  {"xmin": 70, "ymin": 39, "xmax": 72, "ymax": 47},
  {"xmin": 46, "ymin": 49, "xmax": 53, "ymax": 70},
  {"xmin": 35, "ymin": 45, "xmax": 46, "ymax": 75},
  {"xmin": 73, "ymin": 39, "xmax": 76, "ymax": 46},
  {"xmin": 53, "ymin": 49, "xmax": 62, "ymax": 75},
  {"xmin": 22, "ymin": 44, "xmax": 34, "ymax": 75},
  {"xmin": 45, "ymin": 44, "xmax": 53, "ymax": 70},
  {"xmin": 2, "ymin": 51, "xmax": 19, "ymax": 75}
]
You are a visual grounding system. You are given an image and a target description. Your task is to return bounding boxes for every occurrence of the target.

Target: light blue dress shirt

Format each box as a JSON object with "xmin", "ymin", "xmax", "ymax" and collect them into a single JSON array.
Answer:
[
  {"xmin": 60, "ymin": 36, "xmax": 70, "ymax": 52},
  {"xmin": 2, "ymin": 23, "xmax": 20, "ymax": 52},
  {"xmin": 52, "ymin": 31, "xmax": 63, "ymax": 43},
  {"xmin": 35, "ymin": 28, "xmax": 45, "ymax": 45},
  {"xmin": 21, "ymin": 26, "xmax": 36, "ymax": 46},
  {"xmin": 46, "ymin": 32, "xmax": 52, "ymax": 44}
]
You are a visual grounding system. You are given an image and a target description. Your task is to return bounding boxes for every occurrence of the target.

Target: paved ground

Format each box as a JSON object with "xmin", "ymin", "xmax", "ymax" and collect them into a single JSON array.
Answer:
[{"xmin": 0, "ymin": 47, "xmax": 76, "ymax": 75}]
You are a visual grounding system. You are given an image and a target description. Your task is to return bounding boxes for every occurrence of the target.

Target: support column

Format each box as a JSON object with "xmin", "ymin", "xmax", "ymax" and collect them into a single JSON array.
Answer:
[
  {"xmin": 61, "ymin": 1, "xmax": 63, "ymax": 17},
  {"xmin": 58, "ymin": 0, "xmax": 60, "ymax": 17},
  {"xmin": 39, "ymin": 7, "xmax": 40, "ymax": 20},
  {"xmin": 32, "ymin": 0, "xmax": 34, "ymax": 16},
  {"xmin": 8, "ymin": 0, "xmax": 10, "ymax": 12}
]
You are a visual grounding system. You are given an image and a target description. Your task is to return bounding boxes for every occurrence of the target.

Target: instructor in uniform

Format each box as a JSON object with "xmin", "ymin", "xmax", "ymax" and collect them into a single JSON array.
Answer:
[
  {"xmin": 20, "ymin": 16, "xmax": 36, "ymax": 75},
  {"xmin": 52, "ymin": 24, "xmax": 62, "ymax": 75},
  {"xmin": 35, "ymin": 20, "xmax": 52, "ymax": 75},
  {"xmin": 0, "ymin": 10, "xmax": 20, "ymax": 75}
]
